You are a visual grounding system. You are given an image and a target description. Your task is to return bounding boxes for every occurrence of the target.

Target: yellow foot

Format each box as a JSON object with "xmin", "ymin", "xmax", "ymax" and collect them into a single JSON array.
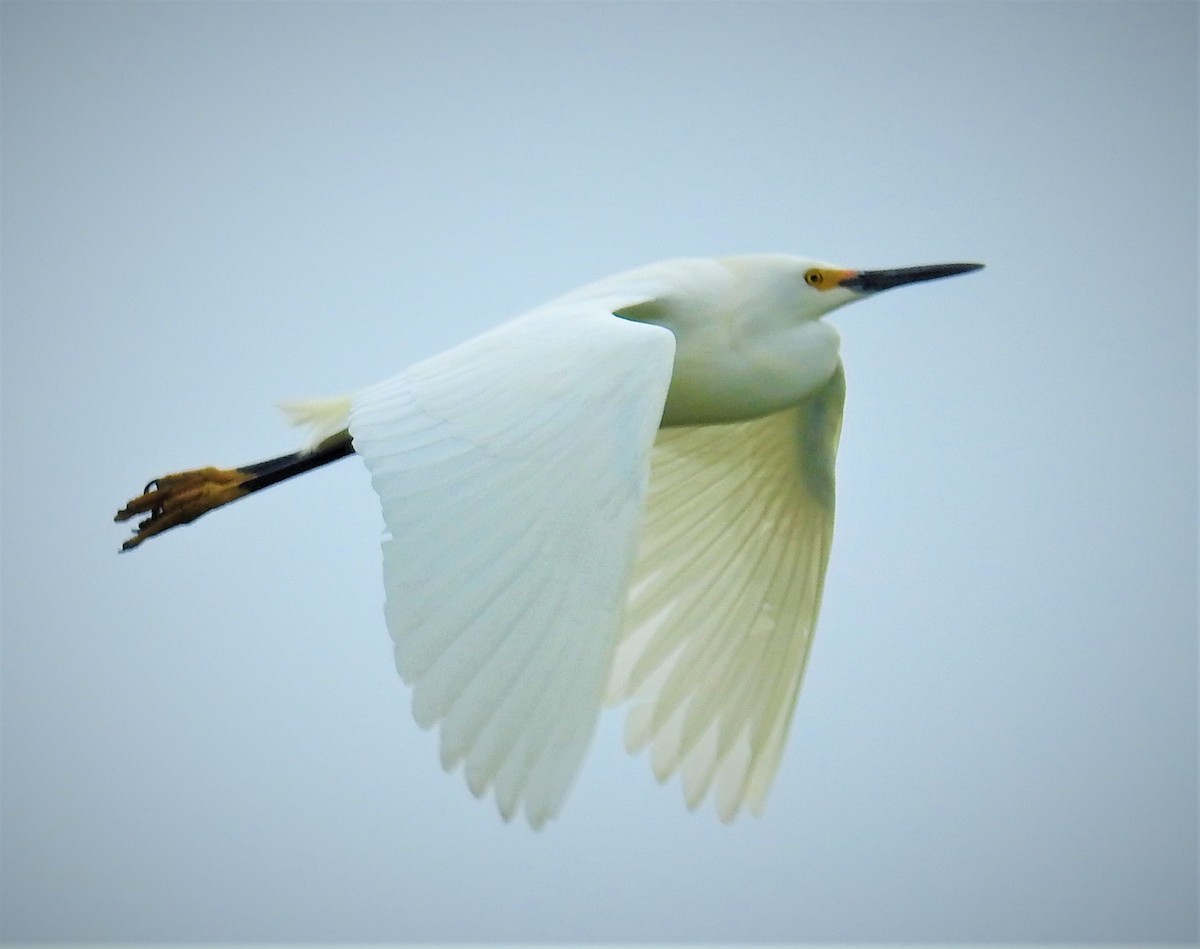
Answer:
[{"xmin": 114, "ymin": 467, "xmax": 251, "ymax": 551}]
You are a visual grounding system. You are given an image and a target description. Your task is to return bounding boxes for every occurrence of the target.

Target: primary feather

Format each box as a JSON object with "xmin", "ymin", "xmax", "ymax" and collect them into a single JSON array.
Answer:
[
  {"xmin": 349, "ymin": 289, "xmax": 676, "ymax": 828},
  {"xmin": 607, "ymin": 366, "xmax": 845, "ymax": 820}
]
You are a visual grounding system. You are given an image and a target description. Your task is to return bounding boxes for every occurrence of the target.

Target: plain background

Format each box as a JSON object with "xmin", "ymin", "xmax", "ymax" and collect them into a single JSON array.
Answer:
[{"xmin": 2, "ymin": 1, "xmax": 1196, "ymax": 943}]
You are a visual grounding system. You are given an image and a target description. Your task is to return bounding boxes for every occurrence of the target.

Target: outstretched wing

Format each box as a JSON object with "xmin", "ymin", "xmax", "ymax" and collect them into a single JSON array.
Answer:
[
  {"xmin": 349, "ymin": 299, "xmax": 675, "ymax": 828},
  {"xmin": 607, "ymin": 364, "xmax": 846, "ymax": 821}
]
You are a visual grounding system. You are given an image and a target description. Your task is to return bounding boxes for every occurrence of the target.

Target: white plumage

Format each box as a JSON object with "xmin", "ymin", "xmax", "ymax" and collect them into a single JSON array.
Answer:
[
  {"xmin": 338, "ymin": 255, "xmax": 978, "ymax": 826},
  {"xmin": 117, "ymin": 252, "xmax": 981, "ymax": 827},
  {"xmin": 350, "ymin": 296, "xmax": 675, "ymax": 828},
  {"xmin": 609, "ymin": 383, "xmax": 843, "ymax": 821}
]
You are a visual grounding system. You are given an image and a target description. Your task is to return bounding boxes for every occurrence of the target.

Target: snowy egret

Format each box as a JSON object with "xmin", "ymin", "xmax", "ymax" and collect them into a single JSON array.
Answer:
[{"xmin": 116, "ymin": 254, "xmax": 982, "ymax": 827}]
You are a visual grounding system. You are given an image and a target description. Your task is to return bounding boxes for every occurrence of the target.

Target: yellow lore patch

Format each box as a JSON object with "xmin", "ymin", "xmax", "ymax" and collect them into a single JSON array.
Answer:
[{"xmin": 803, "ymin": 267, "xmax": 856, "ymax": 291}]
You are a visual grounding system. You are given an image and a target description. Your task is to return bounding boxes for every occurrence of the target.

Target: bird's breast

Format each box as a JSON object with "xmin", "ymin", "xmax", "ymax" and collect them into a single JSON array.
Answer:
[{"xmin": 659, "ymin": 318, "xmax": 841, "ymax": 427}]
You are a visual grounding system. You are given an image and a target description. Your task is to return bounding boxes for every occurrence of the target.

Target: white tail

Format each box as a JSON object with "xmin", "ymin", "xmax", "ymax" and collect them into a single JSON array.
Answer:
[{"xmin": 279, "ymin": 396, "xmax": 354, "ymax": 450}]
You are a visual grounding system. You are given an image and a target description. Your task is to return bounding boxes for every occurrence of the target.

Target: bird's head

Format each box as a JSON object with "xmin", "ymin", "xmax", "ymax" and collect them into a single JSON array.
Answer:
[{"xmin": 789, "ymin": 258, "xmax": 986, "ymax": 319}]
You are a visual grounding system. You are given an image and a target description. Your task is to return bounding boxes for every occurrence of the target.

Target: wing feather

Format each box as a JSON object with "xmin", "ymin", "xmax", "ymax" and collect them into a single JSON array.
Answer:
[
  {"xmin": 349, "ymin": 300, "xmax": 675, "ymax": 828},
  {"xmin": 608, "ymin": 363, "xmax": 846, "ymax": 820}
]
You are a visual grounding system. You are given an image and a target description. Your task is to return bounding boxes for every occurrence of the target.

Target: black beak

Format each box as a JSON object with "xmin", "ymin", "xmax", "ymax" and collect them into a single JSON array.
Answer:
[{"xmin": 839, "ymin": 262, "xmax": 984, "ymax": 293}]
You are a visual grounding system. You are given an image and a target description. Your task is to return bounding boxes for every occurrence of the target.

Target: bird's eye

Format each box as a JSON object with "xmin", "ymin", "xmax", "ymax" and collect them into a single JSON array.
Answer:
[{"xmin": 805, "ymin": 269, "xmax": 824, "ymax": 287}]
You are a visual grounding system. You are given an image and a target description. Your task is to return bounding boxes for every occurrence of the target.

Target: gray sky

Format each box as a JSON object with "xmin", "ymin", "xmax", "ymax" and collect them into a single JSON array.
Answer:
[{"xmin": 2, "ymin": 1, "xmax": 1196, "ymax": 943}]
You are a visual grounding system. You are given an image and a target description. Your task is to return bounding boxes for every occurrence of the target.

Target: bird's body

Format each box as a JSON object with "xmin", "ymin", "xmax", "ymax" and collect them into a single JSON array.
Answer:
[{"xmin": 117, "ymin": 253, "xmax": 982, "ymax": 828}]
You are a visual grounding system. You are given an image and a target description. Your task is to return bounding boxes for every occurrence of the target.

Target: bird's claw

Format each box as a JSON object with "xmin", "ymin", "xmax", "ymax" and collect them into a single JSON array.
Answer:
[{"xmin": 115, "ymin": 467, "xmax": 249, "ymax": 551}]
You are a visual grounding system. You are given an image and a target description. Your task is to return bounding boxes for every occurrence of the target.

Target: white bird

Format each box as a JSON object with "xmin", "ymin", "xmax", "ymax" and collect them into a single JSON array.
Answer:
[{"xmin": 116, "ymin": 253, "xmax": 982, "ymax": 828}]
